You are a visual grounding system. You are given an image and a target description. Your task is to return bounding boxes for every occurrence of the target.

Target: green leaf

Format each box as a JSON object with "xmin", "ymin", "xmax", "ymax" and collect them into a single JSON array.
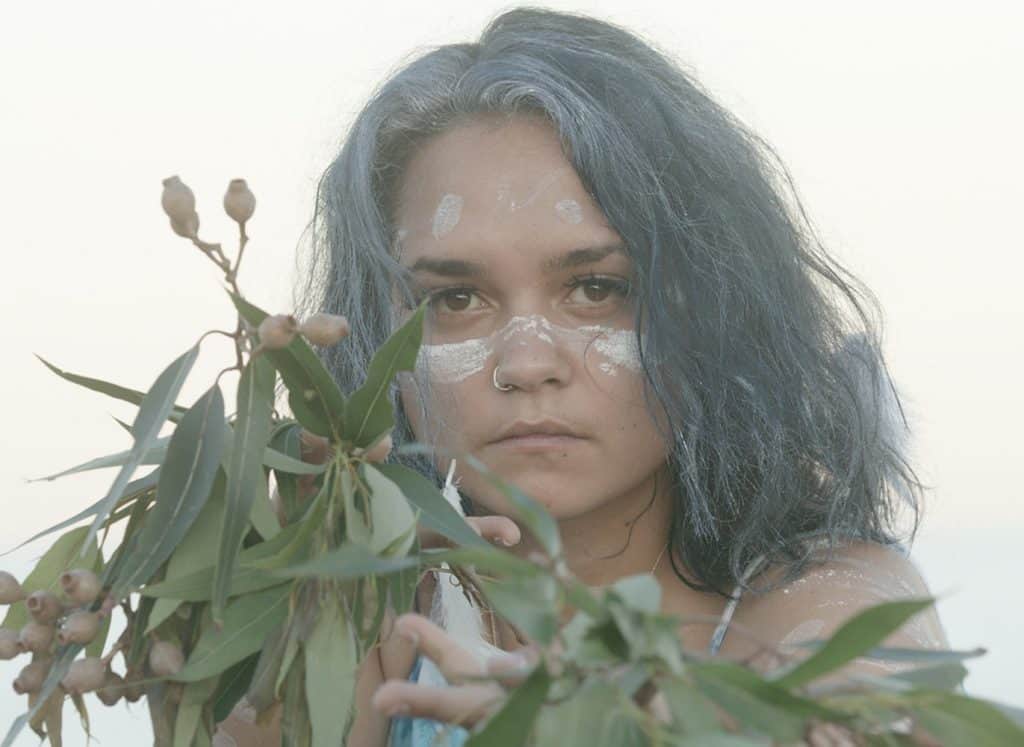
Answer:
[
  {"xmin": 108, "ymin": 385, "xmax": 225, "ymax": 600},
  {"xmin": 28, "ymin": 436, "xmax": 170, "ymax": 482},
  {"xmin": 246, "ymin": 619, "xmax": 292, "ymax": 712},
  {"xmin": 211, "ymin": 654, "xmax": 260, "ymax": 723},
  {"xmin": 478, "ymin": 573, "xmax": 559, "ymax": 646},
  {"xmin": 772, "ymin": 598, "xmax": 937, "ymax": 689},
  {"xmin": 304, "ymin": 600, "xmax": 358, "ymax": 747},
  {"xmin": 529, "ymin": 677, "xmax": 633, "ymax": 747},
  {"xmin": 2, "ymin": 467, "xmax": 159, "ymax": 556},
  {"xmin": 909, "ymin": 692, "xmax": 1024, "ymax": 746},
  {"xmin": 342, "ymin": 302, "xmax": 425, "ymax": 447},
  {"xmin": 359, "ymin": 463, "xmax": 418, "ymax": 556},
  {"xmin": 658, "ymin": 676, "xmax": 724, "ymax": 735},
  {"xmin": 374, "ymin": 463, "xmax": 490, "ymax": 550},
  {"xmin": 173, "ymin": 676, "xmax": 220, "ymax": 747},
  {"xmin": 83, "ymin": 344, "xmax": 200, "ymax": 549},
  {"xmin": 275, "ymin": 542, "xmax": 421, "ymax": 580},
  {"xmin": 466, "ymin": 662, "xmax": 551, "ymax": 747},
  {"xmin": 175, "ymin": 583, "xmax": 292, "ymax": 682},
  {"xmin": 608, "ymin": 573, "xmax": 662, "ymax": 614},
  {"xmin": 141, "ymin": 561, "xmax": 284, "ymax": 602},
  {"xmin": 35, "ymin": 354, "xmax": 187, "ymax": 421},
  {"xmin": 146, "ymin": 470, "xmax": 227, "ymax": 632},
  {"xmin": 279, "ymin": 655, "xmax": 313, "ymax": 747},
  {"xmin": 230, "ymin": 293, "xmax": 346, "ymax": 438},
  {"xmin": 423, "ymin": 546, "xmax": 547, "ymax": 578},
  {"xmin": 1, "ymin": 526, "xmax": 99, "ymax": 632},
  {"xmin": 692, "ymin": 662, "xmax": 842, "ymax": 741},
  {"xmin": 213, "ymin": 355, "xmax": 275, "ymax": 624}
]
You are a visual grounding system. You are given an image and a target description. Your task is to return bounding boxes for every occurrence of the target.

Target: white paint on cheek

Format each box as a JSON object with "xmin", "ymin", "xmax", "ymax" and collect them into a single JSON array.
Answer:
[
  {"xmin": 554, "ymin": 198, "xmax": 583, "ymax": 224},
  {"xmin": 499, "ymin": 315, "xmax": 555, "ymax": 344},
  {"xmin": 578, "ymin": 325, "xmax": 643, "ymax": 375},
  {"xmin": 431, "ymin": 194, "xmax": 463, "ymax": 239},
  {"xmin": 416, "ymin": 336, "xmax": 492, "ymax": 383}
]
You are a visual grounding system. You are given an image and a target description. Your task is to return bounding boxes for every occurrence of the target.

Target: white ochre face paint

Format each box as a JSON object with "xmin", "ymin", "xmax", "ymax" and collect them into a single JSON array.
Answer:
[
  {"xmin": 554, "ymin": 198, "xmax": 583, "ymax": 224},
  {"xmin": 415, "ymin": 314, "xmax": 642, "ymax": 384},
  {"xmin": 431, "ymin": 194, "xmax": 463, "ymax": 239}
]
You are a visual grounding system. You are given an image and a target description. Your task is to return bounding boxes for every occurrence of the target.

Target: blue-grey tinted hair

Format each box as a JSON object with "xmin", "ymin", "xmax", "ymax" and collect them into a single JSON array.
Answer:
[{"xmin": 293, "ymin": 6, "xmax": 926, "ymax": 596}]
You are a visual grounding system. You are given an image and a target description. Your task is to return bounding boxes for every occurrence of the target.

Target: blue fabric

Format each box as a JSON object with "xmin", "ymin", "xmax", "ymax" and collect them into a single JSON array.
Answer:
[{"xmin": 387, "ymin": 655, "xmax": 471, "ymax": 747}]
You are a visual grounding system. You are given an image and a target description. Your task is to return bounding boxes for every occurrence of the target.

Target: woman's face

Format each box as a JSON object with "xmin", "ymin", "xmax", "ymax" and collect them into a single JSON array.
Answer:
[{"xmin": 392, "ymin": 114, "xmax": 671, "ymax": 521}]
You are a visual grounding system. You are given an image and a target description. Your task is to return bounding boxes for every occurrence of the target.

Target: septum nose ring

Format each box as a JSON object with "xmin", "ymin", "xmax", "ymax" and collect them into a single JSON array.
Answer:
[{"xmin": 493, "ymin": 366, "xmax": 515, "ymax": 392}]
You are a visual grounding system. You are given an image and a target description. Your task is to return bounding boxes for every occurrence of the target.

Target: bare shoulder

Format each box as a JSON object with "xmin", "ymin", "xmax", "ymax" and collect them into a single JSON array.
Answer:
[{"xmin": 722, "ymin": 540, "xmax": 950, "ymax": 674}]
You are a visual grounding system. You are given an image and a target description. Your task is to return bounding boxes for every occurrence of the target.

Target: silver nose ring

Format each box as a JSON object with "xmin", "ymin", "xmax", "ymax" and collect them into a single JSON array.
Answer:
[{"xmin": 493, "ymin": 366, "xmax": 514, "ymax": 392}]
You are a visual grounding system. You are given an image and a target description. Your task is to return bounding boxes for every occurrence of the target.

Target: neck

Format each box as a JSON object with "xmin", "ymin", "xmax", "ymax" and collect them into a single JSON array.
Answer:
[{"xmin": 506, "ymin": 464, "xmax": 675, "ymax": 591}]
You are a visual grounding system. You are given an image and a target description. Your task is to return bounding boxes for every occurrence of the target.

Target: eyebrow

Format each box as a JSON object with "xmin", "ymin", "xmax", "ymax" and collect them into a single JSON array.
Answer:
[{"xmin": 403, "ymin": 242, "xmax": 627, "ymax": 278}]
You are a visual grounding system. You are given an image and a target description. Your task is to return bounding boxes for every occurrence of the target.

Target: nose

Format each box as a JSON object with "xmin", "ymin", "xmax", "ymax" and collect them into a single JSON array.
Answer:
[{"xmin": 492, "ymin": 315, "xmax": 573, "ymax": 392}]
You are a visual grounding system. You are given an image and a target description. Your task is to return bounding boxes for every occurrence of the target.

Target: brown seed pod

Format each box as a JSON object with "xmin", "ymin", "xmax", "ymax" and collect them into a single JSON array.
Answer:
[
  {"xmin": 223, "ymin": 178, "xmax": 256, "ymax": 225},
  {"xmin": 0, "ymin": 628, "xmax": 21, "ymax": 660},
  {"xmin": 169, "ymin": 211, "xmax": 200, "ymax": 240},
  {"xmin": 18, "ymin": 621, "xmax": 55, "ymax": 654},
  {"xmin": 25, "ymin": 591, "xmax": 61, "ymax": 625},
  {"xmin": 13, "ymin": 658, "xmax": 51, "ymax": 694},
  {"xmin": 161, "ymin": 175, "xmax": 197, "ymax": 224},
  {"xmin": 148, "ymin": 640, "xmax": 185, "ymax": 678},
  {"xmin": 363, "ymin": 433, "xmax": 393, "ymax": 463},
  {"xmin": 57, "ymin": 611, "xmax": 100, "ymax": 646},
  {"xmin": 60, "ymin": 568, "xmax": 101, "ymax": 607},
  {"xmin": 0, "ymin": 571, "xmax": 25, "ymax": 604},
  {"xmin": 123, "ymin": 675, "xmax": 146, "ymax": 702},
  {"xmin": 61, "ymin": 657, "xmax": 106, "ymax": 695},
  {"xmin": 298, "ymin": 313, "xmax": 351, "ymax": 347},
  {"xmin": 257, "ymin": 314, "xmax": 298, "ymax": 350},
  {"xmin": 95, "ymin": 670, "xmax": 124, "ymax": 706}
]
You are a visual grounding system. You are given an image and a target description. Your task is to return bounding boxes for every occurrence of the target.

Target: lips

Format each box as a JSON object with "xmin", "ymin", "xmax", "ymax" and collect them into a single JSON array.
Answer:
[{"xmin": 491, "ymin": 419, "xmax": 583, "ymax": 443}]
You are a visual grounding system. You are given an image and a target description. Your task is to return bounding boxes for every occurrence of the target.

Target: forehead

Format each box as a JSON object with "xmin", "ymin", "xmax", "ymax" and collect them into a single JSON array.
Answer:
[{"xmin": 393, "ymin": 115, "xmax": 622, "ymax": 263}]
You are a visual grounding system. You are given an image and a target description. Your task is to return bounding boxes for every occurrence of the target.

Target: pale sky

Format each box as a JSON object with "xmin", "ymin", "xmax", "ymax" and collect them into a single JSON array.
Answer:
[{"xmin": 1, "ymin": 1, "xmax": 1021, "ymax": 742}]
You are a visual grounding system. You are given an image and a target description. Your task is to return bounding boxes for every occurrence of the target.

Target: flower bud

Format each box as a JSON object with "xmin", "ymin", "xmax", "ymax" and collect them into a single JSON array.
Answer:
[
  {"xmin": 223, "ymin": 178, "xmax": 256, "ymax": 225},
  {"xmin": 149, "ymin": 640, "xmax": 185, "ymax": 678},
  {"xmin": 161, "ymin": 175, "xmax": 197, "ymax": 223},
  {"xmin": 95, "ymin": 670, "xmax": 124, "ymax": 706},
  {"xmin": 299, "ymin": 313, "xmax": 351, "ymax": 347},
  {"xmin": 13, "ymin": 658, "xmax": 50, "ymax": 694},
  {"xmin": 257, "ymin": 314, "xmax": 297, "ymax": 350},
  {"xmin": 57, "ymin": 611, "xmax": 100, "ymax": 646},
  {"xmin": 169, "ymin": 211, "xmax": 200, "ymax": 239},
  {"xmin": 122, "ymin": 673, "xmax": 146, "ymax": 702},
  {"xmin": 18, "ymin": 622, "xmax": 54, "ymax": 654},
  {"xmin": 61, "ymin": 657, "xmax": 106, "ymax": 695},
  {"xmin": 25, "ymin": 591, "xmax": 61, "ymax": 625},
  {"xmin": 0, "ymin": 571, "xmax": 24, "ymax": 604},
  {"xmin": 363, "ymin": 434, "xmax": 393, "ymax": 463},
  {"xmin": 60, "ymin": 569, "xmax": 102, "ymax": 607},
  {"xmin": 0, "ymin": 629, "xmax": 21, "ymax": 660}
]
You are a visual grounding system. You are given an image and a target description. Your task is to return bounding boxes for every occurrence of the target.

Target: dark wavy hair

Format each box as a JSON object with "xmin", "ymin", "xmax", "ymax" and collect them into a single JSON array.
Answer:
[{"xmin": 292, "ymin": 6, "xmax": 928, "ymax": 597}]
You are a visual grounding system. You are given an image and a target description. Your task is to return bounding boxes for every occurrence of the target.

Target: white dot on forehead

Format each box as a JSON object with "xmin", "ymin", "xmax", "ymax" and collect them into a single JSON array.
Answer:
[
  {"xmin": 554, "ymin": 199, "xmax": 583, "ymax": 224},
  {"xmin": 432, "ymin": 193, "xmax": 463, "ymax": 239}
]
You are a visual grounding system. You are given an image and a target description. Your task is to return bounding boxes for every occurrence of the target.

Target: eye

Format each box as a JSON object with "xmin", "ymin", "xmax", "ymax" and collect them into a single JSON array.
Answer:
[
  {"xmin": 419, "ymin": 287, "xmax": 484, "ymax": 314},
  {"xmin": 565, "ymin": 275, "xmax": 631, "ymax": 306}
]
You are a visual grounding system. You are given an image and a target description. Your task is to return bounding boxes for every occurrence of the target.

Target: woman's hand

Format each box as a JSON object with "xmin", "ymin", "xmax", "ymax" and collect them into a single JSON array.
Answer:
[{"xmin": 371, "ymin": 613, "xmax": 541, "ymax": 728}]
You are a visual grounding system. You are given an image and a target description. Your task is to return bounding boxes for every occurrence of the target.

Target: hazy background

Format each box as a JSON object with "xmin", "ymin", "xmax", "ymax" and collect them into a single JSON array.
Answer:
[{"xmin": 1, "ymin": 1, "xmax": 1020, "ymax": 742}]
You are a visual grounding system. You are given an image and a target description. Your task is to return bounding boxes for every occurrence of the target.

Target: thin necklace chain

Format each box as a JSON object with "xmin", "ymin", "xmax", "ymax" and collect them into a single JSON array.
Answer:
[{"xmin": 651, "ymin": 540, "xmax": 669, "ymax": 574}]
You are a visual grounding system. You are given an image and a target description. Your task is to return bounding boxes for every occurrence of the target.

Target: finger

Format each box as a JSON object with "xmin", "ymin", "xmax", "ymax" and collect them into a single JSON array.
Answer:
[
  {"xmin": 392, "ymin": 613, "xmax": 483, "ymax": 683},
  {"xmin": 371, "ymin": 680, "xmax": 505, "ymax": 728},
  {"xmin": 483, "ymin": 646, "xmax": 540, "ymax": 688},
  {"xmin": 418, "ymin": 515, "xmax": 521, "ymax": 550}
]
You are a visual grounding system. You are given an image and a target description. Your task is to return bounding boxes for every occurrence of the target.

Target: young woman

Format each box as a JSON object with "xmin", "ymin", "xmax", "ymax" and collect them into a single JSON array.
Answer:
[{"xmin": 216, "ymin": 7, "xmax": 948, "ymax": 746}]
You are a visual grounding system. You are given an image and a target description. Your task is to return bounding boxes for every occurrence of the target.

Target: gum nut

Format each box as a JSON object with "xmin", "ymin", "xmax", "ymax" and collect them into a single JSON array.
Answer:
[
  {"xmin": 161, "ymin": 175, "xmax": 197, "ymax": 223},
  {"xmin": 170, "ymin": 211, "xmax": 200, "ymax": 239},
  {"xmin": 61, "ymin": 657, "xmax": 106, "ymax": 695},
  {"xmin": 60, "ymin": 568, "xmax": 101, "ymax": 606},
  {"xmin": 0, "ymin": 629, "xmax": 20, "ymax": 659},
  {"xmin": 149, "ymin": 640, "xmax": 185, "ymax": 677},
  {"xmin": 18, "ymin": 622, "xmax": 54, "ymax": 654},
  {"xmin": 257, "ymin": 314, "xmax": 298, "ymax": 350},
  {"xmin": 298, "ymin": 313, "xmax": 350, "ymax": 346},
  {"xmin": 223, "ymin": 178, "xmax": 256, "ymax": 224},
  {"xmin": 123, "ymin": 675, "xmax": 146, "ymax": 702},
  {"xmin": 57, "ymin": 611, "xmax": 100, "ymax": 646},
  {"xmin": 364, "ymin": 434, "xmax": 393, "ymax": 463},
  {"xmin": 0, "ymin": 571, "xmax": 24, "ymax": 604},
  {"xmin": 95, "ymin": 671, "xmax": 124, "ymax": 706},
  {"xmin": 13, "ymin": 659, "xmax": 50, "ymax": 694},
  {"xmin": 25, "ymin": 591, "xmax": 61, "ymax": 625}
]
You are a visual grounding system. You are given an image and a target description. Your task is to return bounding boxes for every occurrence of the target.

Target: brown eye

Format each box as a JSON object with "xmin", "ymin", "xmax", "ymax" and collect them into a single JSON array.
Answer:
[
  {"xmin": 566, "ymin": 276, "xmax": 631, "ymax": 307},
  {"xmin": 440, "ymin": 290, "xmax": 474, "ymax": 312}
]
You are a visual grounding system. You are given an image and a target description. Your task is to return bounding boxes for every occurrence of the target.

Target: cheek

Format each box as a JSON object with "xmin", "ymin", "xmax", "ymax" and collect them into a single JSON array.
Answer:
[{"xmin": 398, "ymin": 374, "xmax": 477, "ymax": 448}]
